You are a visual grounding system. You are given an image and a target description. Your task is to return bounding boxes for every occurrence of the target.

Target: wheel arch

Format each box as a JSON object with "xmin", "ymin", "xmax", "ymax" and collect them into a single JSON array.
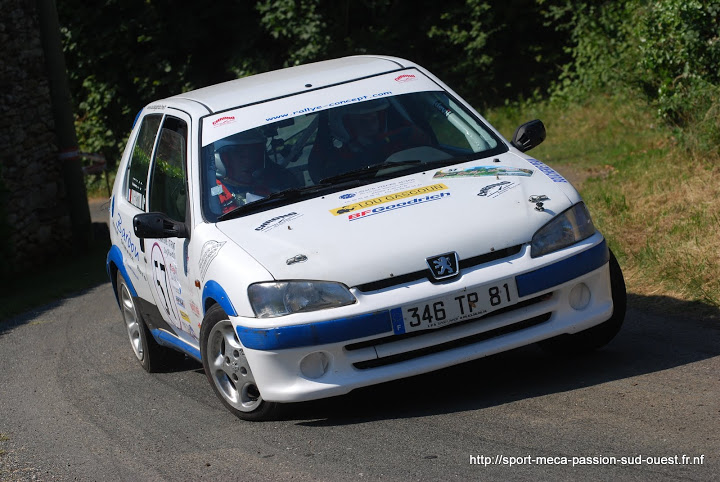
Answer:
[
  {"xmin": 107, "ymin": 245, "xmax": 137, "ymax": 307},
  {"xmin": 201, "ymin": 280, "xmax": 238, "ymax": 317}
]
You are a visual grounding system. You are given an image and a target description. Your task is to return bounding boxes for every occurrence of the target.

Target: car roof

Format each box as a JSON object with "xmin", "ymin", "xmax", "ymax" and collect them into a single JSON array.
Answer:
[{"xmin": 167, "ymin": 56, "xmax": 413, "ymax": 114}]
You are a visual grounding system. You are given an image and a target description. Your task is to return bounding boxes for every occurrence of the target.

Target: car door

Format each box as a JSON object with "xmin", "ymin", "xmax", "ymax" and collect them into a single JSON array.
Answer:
[
  {"xmin": 113, "ymin": 112, "xmax": 162, "ymax": 306},
  {"xmin": 141, "ymin": 111, "xmax": 200, "ymax": 343}
]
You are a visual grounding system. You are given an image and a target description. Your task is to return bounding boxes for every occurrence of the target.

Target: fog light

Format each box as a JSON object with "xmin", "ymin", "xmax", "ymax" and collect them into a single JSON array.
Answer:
[
  {"xmin": 300, "ymin": 352, "xmax": 330, "ymax": 379},
  {"xmin": 569, "ymin": 283, "xmax": 591, "ymax": 310}
]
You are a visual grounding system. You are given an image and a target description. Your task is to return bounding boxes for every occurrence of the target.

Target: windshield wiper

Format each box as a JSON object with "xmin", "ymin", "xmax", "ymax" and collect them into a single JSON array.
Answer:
[
  {"xmin": 217, "ymin": 180, "xmax": 364, "ymax": 221},
  {"xmin": 319, "ymin": 160, "xmax": 423, "ymax": 184}
]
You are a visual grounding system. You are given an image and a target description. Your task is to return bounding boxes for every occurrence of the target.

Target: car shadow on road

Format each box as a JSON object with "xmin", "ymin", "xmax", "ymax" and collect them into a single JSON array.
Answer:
[{"xmin": 291, "ymin": 293, "xmax": 720, "ymax": 426}]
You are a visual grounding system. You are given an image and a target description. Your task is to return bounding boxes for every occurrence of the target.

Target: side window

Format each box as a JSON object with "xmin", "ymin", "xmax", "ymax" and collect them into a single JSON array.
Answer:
[
  {"xmin": 149, "ymin": 116, "xmax": 188, "ymax": 223},
  {"xmin": 127, "ymin": 114, "xmax": 162, "ymax": 210}
]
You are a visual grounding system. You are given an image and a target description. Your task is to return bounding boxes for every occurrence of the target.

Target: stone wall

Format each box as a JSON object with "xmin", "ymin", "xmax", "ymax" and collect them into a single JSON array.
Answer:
[{"xmin": 0, "ymin": 0, "xmax": 72, "ymax": 275}]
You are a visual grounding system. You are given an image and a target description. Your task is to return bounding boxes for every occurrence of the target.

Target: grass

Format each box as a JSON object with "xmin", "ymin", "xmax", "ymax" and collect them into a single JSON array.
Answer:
[{"xmin": 486, "ymin": 93, "xmax": 720, "ymax": 314}]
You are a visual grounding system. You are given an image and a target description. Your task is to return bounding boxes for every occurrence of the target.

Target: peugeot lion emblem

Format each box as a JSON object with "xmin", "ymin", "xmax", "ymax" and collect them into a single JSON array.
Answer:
[{"xmin": 426, "ymin": 252, "xmax": 460, "ymax": 281}]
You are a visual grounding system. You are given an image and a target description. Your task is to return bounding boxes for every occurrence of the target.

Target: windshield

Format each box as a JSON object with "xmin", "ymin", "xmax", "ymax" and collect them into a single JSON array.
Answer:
[{"xmin": 201, "ymin": 74, "xmax": 506, "ymax": 221}]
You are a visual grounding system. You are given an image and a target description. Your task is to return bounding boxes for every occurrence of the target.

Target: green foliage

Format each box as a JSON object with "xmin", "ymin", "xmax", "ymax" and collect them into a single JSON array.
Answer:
[
  {"xmin": 60, "ymin": 0, "xmax": 720, "ymax": 164},
  {"xmin": 543, "ymin": 1, "xmax": 641, "ymax": 102},
  {"xmin": 60, "ymin": 0, "xmax": 569, "ymax": 164},
  {"xmin": 635, "ymin": 1, "xmax": 720, "ymax": 153},
  {"xmin": 636, "ymin": 1, "xmax": 720, "ymax": 121},
  {"xmin": 257, "ymin": 0, "xmax": 330, "ymax": 66},
  {"xmin": 428, "ymin": 0, "xmax": 495, "ymax": 94},
  {"xmin": 544, "ymin": 0, "xmax": 720, "ymax": 153},
  {"xmin": 59, "ymin": 0, "xmax": 274, "ymax": 168}
]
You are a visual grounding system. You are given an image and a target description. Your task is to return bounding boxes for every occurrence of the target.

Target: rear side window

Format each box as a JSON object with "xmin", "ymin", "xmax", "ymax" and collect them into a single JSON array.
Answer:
[
  {"xmin": 127, "ymin": 114, "xmax": 162, "ymax": 210},
  {"xmin": 149, "ymin": 116, "xmax": 188, "ymax": 223}
]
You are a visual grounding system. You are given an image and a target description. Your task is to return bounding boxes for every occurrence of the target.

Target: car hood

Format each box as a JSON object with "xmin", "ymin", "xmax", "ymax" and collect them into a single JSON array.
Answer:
[{"xmin": 216, "ymin": 153, "xmax": 577, "ymax": 287}]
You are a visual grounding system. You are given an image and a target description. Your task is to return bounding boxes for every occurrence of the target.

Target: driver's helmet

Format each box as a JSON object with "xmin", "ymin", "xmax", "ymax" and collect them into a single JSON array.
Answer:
[
  {"xmin": 329, "ymin": 98, "xmax": 390, "ymax": 144},
  {"xmin": 215, "ymin": 129, "xmax": 266, "ymax": 184}
]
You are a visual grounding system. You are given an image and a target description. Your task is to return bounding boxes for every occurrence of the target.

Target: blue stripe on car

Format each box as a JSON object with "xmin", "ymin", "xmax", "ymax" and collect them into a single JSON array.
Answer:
[
  {"xmin": 237, "ymin": 311, "xmax": 393, "ymax": 350},
  {"xmin": 151, "ymin": 329, "xmax": 202, "ymax": 362},
  {"xmin": 106, "ymin": 245, "xmax": 137, "ymax": 297},
  {"xmin": 515, "ymin": 239, "xmax": 609, "ymax": 297},
  {"xmin": 235, "ymin": 240, "xmax": 609, "ymax": 351},
  {"xmin": 202, "ymin": 280, "xmax": 238, "ymax": 317}
]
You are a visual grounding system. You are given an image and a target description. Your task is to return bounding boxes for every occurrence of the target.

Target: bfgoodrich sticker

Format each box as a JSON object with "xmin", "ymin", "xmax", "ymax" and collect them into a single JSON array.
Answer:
[
  {"xmin": 330, "ymin": 184, "xmax": 448, "ymax": 216},
  {"xmin": 347, "ymin": 192, "xmax": 451, "ymax": 221}
]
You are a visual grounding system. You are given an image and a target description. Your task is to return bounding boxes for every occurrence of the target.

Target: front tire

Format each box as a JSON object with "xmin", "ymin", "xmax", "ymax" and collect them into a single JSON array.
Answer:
[
  {"xmin": 200, "ymin": 304, "xmax": 279, "ymax": 421},
  {"xmin": 539, "ymin": 249, "xmax": 627, "ymax": 355}
]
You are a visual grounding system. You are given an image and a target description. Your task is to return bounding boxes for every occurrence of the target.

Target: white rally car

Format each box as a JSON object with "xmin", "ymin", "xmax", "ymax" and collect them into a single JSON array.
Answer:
[{"xmin": 108, "ymin": 55, "xmax": 625, "ymax": 420}]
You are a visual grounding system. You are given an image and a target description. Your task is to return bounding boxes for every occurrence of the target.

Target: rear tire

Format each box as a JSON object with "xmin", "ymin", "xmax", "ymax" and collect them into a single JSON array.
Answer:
[
  {"xmin": 539, "ymin": 249, "xmax": 627, "ymax": 355},
  {"xmin": 116, "ymin": 271, "xmax": 184, "ymax": 372},
  {"xmin": 200, "ymin": 304, "xmax": 279, "ymax": 421}
]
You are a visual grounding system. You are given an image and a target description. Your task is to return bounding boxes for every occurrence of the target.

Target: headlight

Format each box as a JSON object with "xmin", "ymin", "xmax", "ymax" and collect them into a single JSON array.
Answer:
[
  {"xmin": 531, "ymin": 202, "xmax": 596, "ymax": 257},
  {"xmin": 248, "ymin": 281, "xmax": 357, "ymax": 318}
]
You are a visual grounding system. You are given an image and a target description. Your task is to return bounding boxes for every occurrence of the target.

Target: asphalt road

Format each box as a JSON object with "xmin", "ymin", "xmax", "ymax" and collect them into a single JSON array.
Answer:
[
  {"xmin": 0, "ymin": 198, "xmax": 718, "ymax": 480},
  {"xmin": 1, "ymin": 280, "xmax": 718, "ymax": 481}
]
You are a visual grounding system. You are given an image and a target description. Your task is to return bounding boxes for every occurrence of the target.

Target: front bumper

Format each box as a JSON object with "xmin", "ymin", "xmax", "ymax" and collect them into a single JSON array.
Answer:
[{"xmin": 232, "ymin": 233, "xmax": 613, "ymax": 403}]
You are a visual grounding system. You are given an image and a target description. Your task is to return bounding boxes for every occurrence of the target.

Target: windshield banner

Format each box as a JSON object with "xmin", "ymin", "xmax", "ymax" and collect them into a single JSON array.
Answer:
[{"xmin": 201, "ymin": 69, "xmax": 441, "ymax": 146}]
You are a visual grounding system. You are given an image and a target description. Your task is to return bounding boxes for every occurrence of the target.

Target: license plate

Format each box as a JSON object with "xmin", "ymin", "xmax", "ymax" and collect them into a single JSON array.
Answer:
[{"xmin": 390, "ymin": 278, "xmax": 518, "ymax": 335}]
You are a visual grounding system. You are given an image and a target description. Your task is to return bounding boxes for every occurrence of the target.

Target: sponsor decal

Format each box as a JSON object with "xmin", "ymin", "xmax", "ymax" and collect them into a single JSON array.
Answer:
[
  {"xmin": 339, "ymin": 193, "xmax": 356, "ymax": 200},
  {"xmin": 525, "ymin": 158, "xmax": 569, "ymax": 183},
  {"xmin": 189, "ymin": 300, "xmax": 201, "ymax": 317},
  {"xmin": 114, "ymin": 214, "xmax": 141, "ymax": 261},
  {"xmin": 395, "ymin": 74, "xmax": 417, "ymax": 83},
  {"xmin": 341, "ymin": 178, "xmax": 420, "ymax": 203},
  {"xmin": 146, "ymin": 104, "xmax": 166, "ymax": 110},
  {"xmin": 331, "ymin": 184, "xmax": 448, "ymax": 216},
  {"xmin": 199, "ymin": 240, "xmax": 226, "ymax": 281},
  {"xmin": 255, "ymin": 212, "xmax": 302, "ymax": 232},
  {"xmin": 128, "ymin": 188, "xmax": 145, "ymax": 210},
  {"xmin": 434, "ymin": 166, "xmax": 533, "ymax": 179},
  {"xmin": 212, "ymin": 116, "xmax": 236, "ymax": 127},
  {"xmin": 179, "ymin": 310, "xmax": 191, "ymax": 324},
  {"xmin": 477, "ymin": 181, "xmax": 519, "ymax": 198},
  {"xmin": 175, "ymin": 295, "xmax": 186, "ymax": 309},
  {"xmin": 264, "ymin": 92, "xmax": 393, "ymax": 122},
  {"xmin": 348, "ymin": 192, "xmax": 451, "ymax": 221},
  {"xmin": 286, "ymin": 254, "xmax": 308, "ymax": 265},
  {"xmin": 202, "ymin": 69, "xmax": 443, "ymax": 147}
]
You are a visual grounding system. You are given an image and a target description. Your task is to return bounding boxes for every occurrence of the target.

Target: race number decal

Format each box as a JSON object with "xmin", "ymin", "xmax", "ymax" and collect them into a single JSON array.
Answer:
[{"xmin": 150, "ymin": 242, "xmax": 182, "ymax": 331}]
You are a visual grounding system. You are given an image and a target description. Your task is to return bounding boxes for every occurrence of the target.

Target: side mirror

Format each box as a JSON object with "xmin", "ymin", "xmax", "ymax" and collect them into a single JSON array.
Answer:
[
  {"xmin": 511, "ymin": 119, "xmax": 546, "ymax": 152},
  {"xmin": 133, "ymin": 212, "xmax": 189, "ymax": 239}
]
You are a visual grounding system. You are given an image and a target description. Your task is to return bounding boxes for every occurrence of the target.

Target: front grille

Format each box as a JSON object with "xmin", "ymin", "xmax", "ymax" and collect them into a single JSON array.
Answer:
[
  {"xmin": 355, "ymin": 244, "xmax": 523, "ymax": 292},
  {"xmin": 352, "ymin": 312, "xmax": 551, "ymax": 369}
]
